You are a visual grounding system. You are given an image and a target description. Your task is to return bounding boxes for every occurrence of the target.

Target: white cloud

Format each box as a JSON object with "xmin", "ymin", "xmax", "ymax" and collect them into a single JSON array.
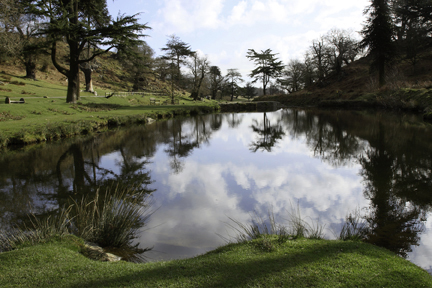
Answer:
[{"xmin": 156, "ymin": 0, "xmax": 225, "ymax": 33}]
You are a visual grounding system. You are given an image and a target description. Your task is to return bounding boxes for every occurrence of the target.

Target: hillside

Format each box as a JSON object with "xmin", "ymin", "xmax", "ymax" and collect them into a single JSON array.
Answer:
[
  {"xmin": 0, "ymin": 44, "xmax": 175, "ymax": 96},
  {"xmin": 256, "ymin": 48, "xmax": 432, "ymax": 119}
]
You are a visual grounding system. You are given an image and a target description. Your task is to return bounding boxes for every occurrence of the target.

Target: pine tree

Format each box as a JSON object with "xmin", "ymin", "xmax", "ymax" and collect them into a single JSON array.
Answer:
[
  {"xmin": 360, "ymin": 0, "xmax": 397, "ymax": 87},
  {"xmin": 246, "ymin": 49, "xmax": 284, "ymax": 95}
]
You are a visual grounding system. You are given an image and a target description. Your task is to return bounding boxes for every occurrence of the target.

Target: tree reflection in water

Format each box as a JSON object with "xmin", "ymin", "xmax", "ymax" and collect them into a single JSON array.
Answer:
[
  {"xmin": 280, "ymin": 109, "xmax": 431, "ymax": 257},
  {"xmin": 360, "ymin": 123, "xmax": 426, "ymax": 257},
  {"xmin": 1, "ymin": 110, "xmax": 432, "ymax": 261},
  {"xmin": 249, "ymin": 112, "xmax": 285, "ymax": 152}
]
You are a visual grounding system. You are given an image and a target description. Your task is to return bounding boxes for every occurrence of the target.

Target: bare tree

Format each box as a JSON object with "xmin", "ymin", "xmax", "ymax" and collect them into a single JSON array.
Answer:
[
  {"xmin": 309, "ymin": 36, "xmax": 331, "ymax": 81},
  {"xmin": 226, "ymin": 69, "xmax": 243, "ymax": 101},
  {"xmin": 279, "ymin": 59, "xmax": 305, "ymax": 94},
  {"xmin": 325, "ymin": 29, "xmax": 360, "ymax": 76},
  {"xmin": 187, "ymin": 53, "xmax": 209, "ymax": 100}
]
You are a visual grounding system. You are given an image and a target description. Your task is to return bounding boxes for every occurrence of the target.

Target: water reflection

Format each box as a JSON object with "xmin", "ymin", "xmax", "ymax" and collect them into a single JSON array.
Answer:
[
  {"xmin": 0, "ymin": 110, "xmax": 432, "ymax": 269},
  {"xmin": 249, "ymin": 112, "xmax": 285, "ymax": 152}
]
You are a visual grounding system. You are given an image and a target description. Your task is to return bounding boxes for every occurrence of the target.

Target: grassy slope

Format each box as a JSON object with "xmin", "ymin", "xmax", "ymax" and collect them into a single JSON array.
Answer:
[
  {"xmin": 0, "ymin": 71, "xmax": 218, "ymax": 148},
  {"xmin": 256, "ymin": 49, "xmax": 432, "ymax": 115},
  {"xmin": 0, "ymin": 236, "xmax": 431, "ymax": 288}
]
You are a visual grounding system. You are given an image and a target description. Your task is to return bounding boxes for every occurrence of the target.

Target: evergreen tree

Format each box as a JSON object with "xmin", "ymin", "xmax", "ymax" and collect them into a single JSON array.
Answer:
[
  {"xmin": 246, "ymin": 49, "xmax": 284, "ymax": 95},
  {"xmin": 208, "ymin": 66, "xmax": 225, "ymax": 100},
  {"xmin": 360, "ymin": 0, "xmax": 397, "ymax": 87},
  {"xmin": 161, "ymin": 35, "xmax": 194, "ymax": 88},
  {"xmin": 30, "ymin": 0, "xmax": 149, "ymax": 103}
]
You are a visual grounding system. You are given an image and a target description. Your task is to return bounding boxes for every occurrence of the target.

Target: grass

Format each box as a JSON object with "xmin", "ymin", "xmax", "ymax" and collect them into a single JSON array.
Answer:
[
  {"xmin": 0, "ymin": 236, "xmax": 431, "ymax": 287},
  {"xmin": 226, "ymin": 205, "xmax": 325, "ymax": 245},
  {"xmin": 1, "ymin": 204, "xmax": 431, "ymax": 287},
  {"xmin": 0, "ymin": 72, "xmax": 219, "ymax": 148},
  {"xmin": 0, "ymin": 186, "xmax": 153, "ymax": 262}
]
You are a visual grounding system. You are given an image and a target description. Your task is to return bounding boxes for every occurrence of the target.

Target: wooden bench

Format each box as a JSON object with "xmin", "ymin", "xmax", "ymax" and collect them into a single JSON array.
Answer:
[
  {"xmin": 5, "ymin": 97, "xmax": 25, "ymax": 104},
  {"xmin": 149, "ymin": 98, "xmax": 160, "ymax": 105}
]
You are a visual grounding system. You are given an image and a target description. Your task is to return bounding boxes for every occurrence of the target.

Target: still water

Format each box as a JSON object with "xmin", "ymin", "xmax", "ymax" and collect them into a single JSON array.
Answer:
[{"xmin": 1, "ymin": 109, "xmax": 432, "ymax": 271}]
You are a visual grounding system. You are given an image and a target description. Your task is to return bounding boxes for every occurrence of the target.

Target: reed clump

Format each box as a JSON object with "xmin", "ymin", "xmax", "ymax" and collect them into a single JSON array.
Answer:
[
  {"xmin": 0, "ymin": 186, "xmax": 153, "ymax": 261},
  {"xmin": 227, "ymin": 204, "xmax": 326, "ymax": 247}
]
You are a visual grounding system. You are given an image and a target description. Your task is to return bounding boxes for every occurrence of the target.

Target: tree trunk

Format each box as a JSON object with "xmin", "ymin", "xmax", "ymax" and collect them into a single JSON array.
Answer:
[
  {"xmin": 82, "ymin": 65, "xmax": 94, "ymax": 92},
  {"xmin": 67, "ymin": 38, "xmax": 81, "ymax": 103},
  {"xmin": 67, "ymin": 69, "xmax": 80, "ymax": 103},
  {"xmin": 25, "ymin": 59, "xmax": 36, "ymax": 80}
]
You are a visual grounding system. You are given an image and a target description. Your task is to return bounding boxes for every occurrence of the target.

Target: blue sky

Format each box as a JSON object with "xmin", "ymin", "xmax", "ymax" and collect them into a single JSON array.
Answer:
[{"xmin": 107, "ymin": 0, "xmax": 369, "ymax": 79}]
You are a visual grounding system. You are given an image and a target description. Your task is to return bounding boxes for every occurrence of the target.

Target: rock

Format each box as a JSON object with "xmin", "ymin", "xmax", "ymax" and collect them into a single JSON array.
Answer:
[{"xmin": 81, "ymin": 242, "xmax": 122, "ymax": 262}]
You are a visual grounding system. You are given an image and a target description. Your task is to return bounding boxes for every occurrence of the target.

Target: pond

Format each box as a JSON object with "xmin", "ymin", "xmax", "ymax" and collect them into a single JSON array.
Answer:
[{"xmin": 1, "ymin": 108, "xmax": 432, "ymax": 272}]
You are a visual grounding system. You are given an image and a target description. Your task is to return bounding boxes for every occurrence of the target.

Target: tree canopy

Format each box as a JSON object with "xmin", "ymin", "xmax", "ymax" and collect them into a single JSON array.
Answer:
[{"xmin": 30, "ymin": 0, "xmax": 150, "ymax": 103}]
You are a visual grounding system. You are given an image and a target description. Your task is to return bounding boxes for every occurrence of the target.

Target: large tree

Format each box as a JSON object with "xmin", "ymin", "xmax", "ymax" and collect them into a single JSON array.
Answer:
[
  {"xmin": 360, "ymin": 0, "xmax": 397, "ymax": 87},
  {"xmin": 0, "ymin": 0, "xmax": 46, "ymax": 79},
  {"xmin": 246, "ymin": 48, "xmax": 284, "ymax": 96},
  {"xmin": 31, "ymin": 0, "xmax": 149, "ymax": 103}
]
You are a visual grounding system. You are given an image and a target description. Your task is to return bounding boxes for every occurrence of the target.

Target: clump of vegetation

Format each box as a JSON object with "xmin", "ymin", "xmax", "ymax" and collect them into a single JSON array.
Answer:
[
  {"xmin": 20, "ymin": 90, "xmax": 34, "ymax": 95},
  {"xmin": 0, "ymin": 88, "xmax": 12, "ymax": 92},
  {"xmin": 0, "ymin": 208, "xmax": 70, "ymax": 252},
  {"xmin": 0, "ymin": 186, "xmax": 153, "ymax": 262},
  {"xmin": 0, "ymin": 75, "xmax": 12, "ymax": 81},
  {"xmin": 339, "ymin": 208, "xmax": 368, "ymax": 241},
  {"xmin": 227, "ymin": 205, "xmax": 325, "ymax": 246},
  {"xmin": 9, "ymin": 81, "xmax": 25, "ymax": 86},
  {"xmin": 0, "ymin": 111, "xmax": 25, "ymax": 121},
  {"xmin": 47, "ymin": 107, "xmax": 74, "ymax": 115},
  {"xmin": 71, "ymin": 103, "xmax": 121, "ymax": 112}
]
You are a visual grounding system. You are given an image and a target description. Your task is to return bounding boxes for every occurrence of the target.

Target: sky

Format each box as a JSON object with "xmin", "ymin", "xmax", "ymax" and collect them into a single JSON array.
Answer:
[{"xmin": 106, "ymin": 0, "xmax": 370, "ymax": 81}]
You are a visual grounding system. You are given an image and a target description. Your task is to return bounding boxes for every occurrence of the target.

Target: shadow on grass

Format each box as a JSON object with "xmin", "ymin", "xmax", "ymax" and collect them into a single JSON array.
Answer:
[{"xmin": 65, "ymin": 241, "xmax": 429, "ymax": 288}]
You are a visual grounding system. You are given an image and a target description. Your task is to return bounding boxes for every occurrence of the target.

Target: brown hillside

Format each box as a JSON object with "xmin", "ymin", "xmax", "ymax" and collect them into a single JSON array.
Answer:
[{"xmin": 257, "ymin": 48, "xmax": 432, "ymax": 118}]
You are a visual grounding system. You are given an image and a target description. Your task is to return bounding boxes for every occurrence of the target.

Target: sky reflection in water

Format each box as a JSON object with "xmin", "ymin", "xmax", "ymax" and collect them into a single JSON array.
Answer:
[
  {"xmin": 2, "ymin": 109, "xmax": 431, "ymax": 271},
  {"xmin": 96, "ymin": 110, "xmax": 432, "ymax": 271}
]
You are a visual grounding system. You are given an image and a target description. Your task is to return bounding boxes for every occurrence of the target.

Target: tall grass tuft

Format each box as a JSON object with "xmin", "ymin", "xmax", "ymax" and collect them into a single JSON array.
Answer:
[
  {"xmin": 0, "ymin": 186, "xmax": 153, "ymax": 261},
  {"xmin": 70, "ymin": 187, "xmax": 153, "ymax": 250},
  {"xmin": 0, "ymin": 208, "xmax": 71, "ymax": 252},
  {"xmin": 339, "ymin": 208, "xmax": 368, "ymax": 241},
  {"xmin": 227, "ymin": 204, "xmax": 325, "ymax": 244}
]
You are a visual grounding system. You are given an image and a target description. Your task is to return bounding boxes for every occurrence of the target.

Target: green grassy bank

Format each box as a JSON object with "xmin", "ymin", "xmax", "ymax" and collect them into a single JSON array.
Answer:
[
  {"xmin": 0, "ymin": 74, "xmax": 219, "ymax": 148},
  {"xmin": 0, "ymin": 235, "xmax": 431, "ymax": 288}
]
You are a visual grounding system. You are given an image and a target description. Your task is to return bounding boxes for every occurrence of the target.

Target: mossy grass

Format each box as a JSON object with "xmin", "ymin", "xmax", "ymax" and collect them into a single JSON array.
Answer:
[
  {"xmin": 0, "ymin": 75, "xmax": 219, "ymax": 148},
  {"xmin": 0, "ymin": 236, "xmax": 431, "ymax": 287}
]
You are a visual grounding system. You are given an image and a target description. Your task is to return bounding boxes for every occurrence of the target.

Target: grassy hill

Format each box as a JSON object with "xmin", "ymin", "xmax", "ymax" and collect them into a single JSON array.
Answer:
[
  {"xmin": 1, "ymin": 235, "xmax": 431, "ymax": 288},
  {"xmin": 0, "ymin": 49, "xmax": 218, "ymax": 149}
]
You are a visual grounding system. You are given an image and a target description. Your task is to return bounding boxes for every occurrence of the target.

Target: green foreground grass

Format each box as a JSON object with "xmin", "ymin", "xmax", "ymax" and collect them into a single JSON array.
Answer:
[
  {"xmin": 0, "ymin": 235, "xmax": 431, "ymax": 288},
  {"xmin": 0, "ymin": 74, "xmax": 219, "ymax": 148}
]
